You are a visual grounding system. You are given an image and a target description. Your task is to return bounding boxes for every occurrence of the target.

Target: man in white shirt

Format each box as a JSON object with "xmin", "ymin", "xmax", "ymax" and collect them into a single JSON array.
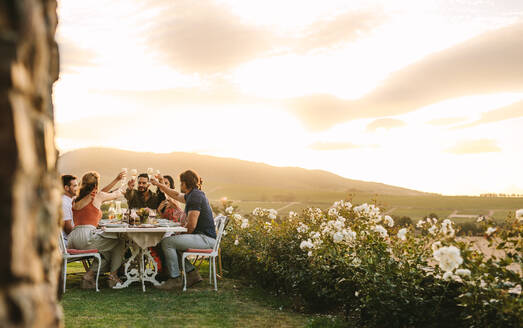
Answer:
[{"xmin": 61, "ymin": 174, "xmax": 78, "ymax": 242}]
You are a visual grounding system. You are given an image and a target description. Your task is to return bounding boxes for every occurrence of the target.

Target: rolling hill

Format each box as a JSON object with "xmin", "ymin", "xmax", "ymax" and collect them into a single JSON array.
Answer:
[{"xmin": 57, "ymin": 148, "xmax": 428, "ymax": 201}]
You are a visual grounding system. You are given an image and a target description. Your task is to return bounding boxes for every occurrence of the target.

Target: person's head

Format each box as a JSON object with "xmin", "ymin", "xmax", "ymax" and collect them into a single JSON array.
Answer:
[
  {"xmin": 179, "ymin": 169, "xmax": 202, "ymax": 193},
  {"xmin": 137, "ymin": 173, "xmax": 150, "ymax": 192},
  {"xmin": 163, "ymin": 175, "xmax": 174, "ymax": 189},
  {"xmin": 61, "ymin": 174, "xmax": 78, "ymax": 197},
  {"xmin": 77, "ymin": 171, "xmax": 100, "ymax": 202}
]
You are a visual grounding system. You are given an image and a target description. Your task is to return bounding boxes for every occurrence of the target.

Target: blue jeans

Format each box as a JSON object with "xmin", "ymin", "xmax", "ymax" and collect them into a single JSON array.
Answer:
[{"xmin": 161, "ymin": 234, "xmax": 216, "ymax": 278}]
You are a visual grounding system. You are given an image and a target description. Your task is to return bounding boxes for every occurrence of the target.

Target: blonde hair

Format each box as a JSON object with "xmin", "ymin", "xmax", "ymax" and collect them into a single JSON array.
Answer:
[{"xmin": 76, "ymin": 171, "xmax": 100, "ymax": 201}]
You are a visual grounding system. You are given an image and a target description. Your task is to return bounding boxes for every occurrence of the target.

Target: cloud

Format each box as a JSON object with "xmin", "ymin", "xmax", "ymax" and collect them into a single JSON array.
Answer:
[
  {"xmin": 308, "ymin": 141, "xmax": 360, "ymax": 151},
  {"xmin": 146, "ymin": 1, "xmax": 384, "ymax": 74},
  {"xmin": 445, "ymin": 139, "xmax": 501, "ymax": 154},
  {"xmin": 295, "ymin": 10, "xmax": 385, "ymax": 53},
  {"xmin": 426, "ymin": 117, "xmax": 468, "ymax": 126},
  {"xmin": 366, "ymin": 118, "xmax": 406, "ymax": 132},
  {"xmin": 146, "ymin": 0, "xmax": 272, "ymax": 74},
  {"xmin": 290, "ymin": 22, "xmax": 523, "ymax": 131},
  {"xmin": 452, "ymin": 100, "xmax": 523, "ymax": 129}
]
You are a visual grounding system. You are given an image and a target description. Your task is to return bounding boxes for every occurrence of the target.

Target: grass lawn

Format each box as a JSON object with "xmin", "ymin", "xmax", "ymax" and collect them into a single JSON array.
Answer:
[{"xmin": 61, "ymin": 262, "xmax": 340, "ymax": 328}]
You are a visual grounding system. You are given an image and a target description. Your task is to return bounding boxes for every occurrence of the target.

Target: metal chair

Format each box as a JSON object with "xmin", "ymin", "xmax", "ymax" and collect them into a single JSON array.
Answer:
[
  {"xmin": 59, "ymin": 233, "xmax": 101, "ymax": 292},
  {"xmin": 181, "ymin": 215, "xmax": 228, "ymax": 291}
]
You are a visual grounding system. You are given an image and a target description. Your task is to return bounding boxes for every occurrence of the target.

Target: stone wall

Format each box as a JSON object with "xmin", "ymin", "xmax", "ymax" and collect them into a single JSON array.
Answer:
[{"xmin": 0, "ymin": 0, "xmax": 62, "ymax": 327}]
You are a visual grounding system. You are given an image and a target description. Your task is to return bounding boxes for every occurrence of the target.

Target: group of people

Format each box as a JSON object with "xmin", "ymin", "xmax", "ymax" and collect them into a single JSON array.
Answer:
[{"xmin": 61, "ymin": 169, "xmax": 216, "ymax": 290}]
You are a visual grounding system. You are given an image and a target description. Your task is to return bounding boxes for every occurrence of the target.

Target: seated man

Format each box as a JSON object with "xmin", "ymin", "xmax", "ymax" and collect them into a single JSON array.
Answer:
[
  {"xmin": 152, "ymin": 169, "xmax": 216, "ymax": 290},
  {"xmin": 61, "ymin": 174, "xmax": 78, "ymax": 242},
  {"xmin": 125, "ymin": 173, "xmax": 165, "ymax": 209}
]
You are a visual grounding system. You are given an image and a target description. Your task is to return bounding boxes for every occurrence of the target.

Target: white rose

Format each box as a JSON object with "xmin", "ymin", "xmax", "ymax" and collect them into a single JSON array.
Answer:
[
  {"xmin": 328, "ymin": 207, "xmax": 338, "ymax": 217},
  {"xmin": 508, "ymin": 284, "xmax": 521, "ymax": 295},
  {"xmin": 397, "ymin": 228, "xmax": 407, "ymax": 241},
  {"xmin": 240, "ymin": 219, "xmax": 249, "ymax": 229},
  {"xmin": 433, "ymin": 246, "xmax": 463, "ymax": 272},
  {"xmin": 268, "ymin": 214, "xmax": 276, "ymax": 220},
  {"xmin": 455, "ymin": 269, "xmax": 471, "ymax": 277},
  {"xmin": 332, "ymin": 231, "xmax": 344, "ymax": 243},
  {"xmin": 372, "ymin": 225, "xmax": 388, "ymax": 238},
  {"xmin": 428, "ymin": 225, "xmax": 438, "ymax": 235},
  {"xmin": 234, "ymin": 239, "xmax": 239, "ymax": 246},
  {"xmin": 232, "ymin": 213, "xmax": 242, "ymax": 222},
  {"xmin": 486, "ymin": 227, "xmax": 497, "ymax": 236},
  {"xmin": 225, "ymin": 206, "xmax": 234, "ymax": 214}
]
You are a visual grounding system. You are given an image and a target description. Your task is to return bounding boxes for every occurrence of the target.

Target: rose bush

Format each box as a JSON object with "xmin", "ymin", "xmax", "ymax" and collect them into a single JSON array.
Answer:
[{"xmin": 216, "ymin": 201, "xmax": 522, "ymax": 328}]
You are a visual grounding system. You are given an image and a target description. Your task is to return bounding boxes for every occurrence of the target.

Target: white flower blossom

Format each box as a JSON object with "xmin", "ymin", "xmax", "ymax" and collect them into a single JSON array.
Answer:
[
  {"xmin": 428, "ymin": 225, "xmax": 438, "ymax": 235},
  {"xmin": 328, "ymin": 207, "xmax": 338, "ymax": 217},
  {"xmin": 307, "ymin": 251, "xmax": 313, "ymax": 257},
  {"xmin": 225, "ymin": 206, "xmax": 234, "ymax": 214},
  {"xmin": 268, "ymin": 214, "xmax": 276, "ymax": 220},
  {"xmin": 443, "ymin": 271, "xmax": 462, "ymax": 282},
  {"xmin": 433, "ymin": 246, "xmax": 463, "ymax": 272},
  {"xmin": 416, "ymin": 220, "xmax": 425, "ymax": 228},
  {"xmin": 333, "ymin": 231, "xmax": 344, "ymax": 243},
  {"xmin": 486, "ymin": 227, "xmax": 497, "ymax": 236},
  {"xmin": 397, "ymin": 228, "xmax": 407, "ymax": 241},
  {"xmin": 384, "ymin": 215, "xmax": 394, "ymax": 227},
  {"xmin": 297, "ymin": 223, "xmax": 309, "ymax": 233},
  {"xmin": 354, "ymin": 291, "xmax": 359, "ymax": 297},
  {"xmin": 232, "ymin": 213, "xmax": 242, "ymax": 222},
  {"xmin": 300, "ymin": 239, "xmax": 314, "ymax": 250},
  {"xmin": 455, "ymin": 269, "xmax": 471, "ymax": 277},
  {"xmin": 515, "ymin": 209, "xmax": 523, "ymax": 221},
  {"xmin": 508, "ymin": 284, "xmax": 521, "ymax": 295},
  {"xmin": 372, "ymin": 225, "xmax": 388, "ymax": 238},
  {"xmin": 234, "ymin": 239, "xmax": 239, "ymax": 245},
  {"xmin": 240, "ymin": 219, "xmax": 249, "ymax": 229},
  {"xmin": 476, "ymin": 216, "xmax": 485, "ymax": 222}
]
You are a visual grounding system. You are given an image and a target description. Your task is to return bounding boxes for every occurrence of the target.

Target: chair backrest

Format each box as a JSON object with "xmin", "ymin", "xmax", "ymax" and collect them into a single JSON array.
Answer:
[
  {"xmin": 58, "ymin": 232, "xmax": 68, "ymax": 255},
  {"xmin": 213, "ymin": 215, "xmax": 228, "ymax": 252}
]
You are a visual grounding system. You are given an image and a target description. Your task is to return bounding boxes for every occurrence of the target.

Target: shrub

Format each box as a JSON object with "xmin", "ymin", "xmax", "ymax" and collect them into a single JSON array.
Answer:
[{"xmin": 220, "ymin": 202, "xmax": 522, "ymax": 328}]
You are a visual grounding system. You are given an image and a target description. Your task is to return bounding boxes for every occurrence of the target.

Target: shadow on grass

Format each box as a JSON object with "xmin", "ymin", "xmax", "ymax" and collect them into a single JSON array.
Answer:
[{"xmin": 62, "ymin": 262, "xmax": 340, "ymax": 328}]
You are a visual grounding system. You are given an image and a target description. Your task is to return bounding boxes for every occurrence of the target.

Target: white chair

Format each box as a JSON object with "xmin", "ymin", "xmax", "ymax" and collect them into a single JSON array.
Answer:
[
  {"xmin": 59, "ymin": 233, "xmax": 101, "ymax": 292},
  {"xmin": 182, "ymin": 215, "xmax": 228, "ymax": 291}
]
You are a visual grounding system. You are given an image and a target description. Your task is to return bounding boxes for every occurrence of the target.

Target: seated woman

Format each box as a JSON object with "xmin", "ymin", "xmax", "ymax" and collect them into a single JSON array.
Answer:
[
  {"xmin": 68, "ymin": 171, "xmax": 126, "ymax": 289},
  {"xmin": 157, "ymin": 175, "xmax": 186, "ymax": 224}
]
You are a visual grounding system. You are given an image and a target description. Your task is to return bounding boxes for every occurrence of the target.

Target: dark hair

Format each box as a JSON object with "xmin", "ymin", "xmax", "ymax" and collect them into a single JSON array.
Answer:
[
  {"xmin": 163, "ymin": 175, "xmax": 174, "ymax": 189},
  {"xmin": 61, "ymin": 174, "xmax": 77, "ymax": 188},
  {"xmin": 76, "ymin": 171, "xmax": 99, "ymax": 202},
  {"xmin": 138, "ymin": 173, "xmax": 149, "ymax": 180},
  {"xmin": 179, "ymin": 170, "xmax": 202, "ymax": 190}
]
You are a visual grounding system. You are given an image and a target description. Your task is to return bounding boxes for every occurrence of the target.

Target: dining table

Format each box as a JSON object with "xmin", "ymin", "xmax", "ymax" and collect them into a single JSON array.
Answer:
[{"xmin": 102, "ymin": 223, "xmax": 187, "ymax": 292}]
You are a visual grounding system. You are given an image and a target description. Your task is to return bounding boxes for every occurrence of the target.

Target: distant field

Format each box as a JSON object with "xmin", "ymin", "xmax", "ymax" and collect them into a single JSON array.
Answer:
[{"xmin": 210, "ymin": 193, "xmax": 523, "ymax": 222}]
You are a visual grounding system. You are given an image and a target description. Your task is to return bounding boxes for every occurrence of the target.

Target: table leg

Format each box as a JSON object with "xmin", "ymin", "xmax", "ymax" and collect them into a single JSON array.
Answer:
[
  {"xmin": 140, "ymin": 249, "xmax": 145, "ymax": 292},
  {"xmin": 113, "ymin": 243, "xmax": 140, "ymax": 289}
]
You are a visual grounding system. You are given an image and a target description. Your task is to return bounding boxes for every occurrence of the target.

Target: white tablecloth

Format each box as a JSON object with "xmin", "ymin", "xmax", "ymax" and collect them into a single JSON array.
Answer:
[{"xmin": 104, "ymin": 227, "xmax": 187, "ymax": 248}]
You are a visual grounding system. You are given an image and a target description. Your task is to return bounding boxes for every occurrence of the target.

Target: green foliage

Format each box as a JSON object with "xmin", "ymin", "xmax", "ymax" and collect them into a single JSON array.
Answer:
[{"xmin": 221, "ymin": 203, "xmax": 522, "ymax": 328}]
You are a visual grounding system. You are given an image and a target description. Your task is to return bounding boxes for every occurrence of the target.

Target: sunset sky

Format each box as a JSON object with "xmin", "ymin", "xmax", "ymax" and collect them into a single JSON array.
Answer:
[{"xmin": 53, "ymin": 0, "xmax": 523, "ymax": 196}]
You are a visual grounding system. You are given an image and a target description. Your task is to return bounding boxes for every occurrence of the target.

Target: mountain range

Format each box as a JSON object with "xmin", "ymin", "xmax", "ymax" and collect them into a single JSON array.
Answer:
[{"xmin": 57, "ymin": 148, "xmax": 428, "ymax": 201}]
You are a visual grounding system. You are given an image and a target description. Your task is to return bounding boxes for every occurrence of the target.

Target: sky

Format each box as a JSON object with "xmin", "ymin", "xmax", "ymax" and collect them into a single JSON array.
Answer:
[{"xmin": 53, "ymin": 0, "xmax": 523, "ymax": 196}]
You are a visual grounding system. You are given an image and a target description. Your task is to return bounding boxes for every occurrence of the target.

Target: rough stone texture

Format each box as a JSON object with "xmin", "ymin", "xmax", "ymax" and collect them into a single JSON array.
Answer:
[{"xmin": 0, "ymin": 0, "xmax": 62, "ymax": 327}]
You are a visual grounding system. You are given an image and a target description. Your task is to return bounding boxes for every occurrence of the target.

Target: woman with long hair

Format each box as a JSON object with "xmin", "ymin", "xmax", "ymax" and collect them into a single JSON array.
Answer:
[
  {"xmin": 157, "ymin": 175, "xmax": 186, "ymax": 224},
  {"xmin": 67, "ymin": 171, "xmax": 126, "ymax": 289}
]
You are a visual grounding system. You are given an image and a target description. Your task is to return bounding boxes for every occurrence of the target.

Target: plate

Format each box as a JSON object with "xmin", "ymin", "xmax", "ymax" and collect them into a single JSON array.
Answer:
[
  {"xmin": 104, "ymin": 223, "xmax": 127, "ymax": 228},
  {"xmin": 138, "ymin": 224, "xmax": 156, "ymax": 228}
]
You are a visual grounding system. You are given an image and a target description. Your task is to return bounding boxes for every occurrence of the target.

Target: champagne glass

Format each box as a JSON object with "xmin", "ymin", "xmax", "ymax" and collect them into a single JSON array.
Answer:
[
  {"xmin": 130, "ymin": 169, "xmax": 137, "ymax": 180},
  {"xmin": 147, "ymin": 167, "xmax": 154, "ymax": 180}
]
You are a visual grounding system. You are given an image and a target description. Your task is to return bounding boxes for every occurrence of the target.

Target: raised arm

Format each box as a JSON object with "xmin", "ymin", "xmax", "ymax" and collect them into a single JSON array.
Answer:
[
  {"xmin": 101, "ymin": 171, "xmax": 125, "ymax": 192},
  {"xmin": 151, "ymin": 179, "xmax": 185, "ymax": 203}
]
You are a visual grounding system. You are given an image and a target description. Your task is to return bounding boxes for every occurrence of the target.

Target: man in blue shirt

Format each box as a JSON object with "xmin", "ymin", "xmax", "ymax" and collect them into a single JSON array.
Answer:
[{"xmin": 152, "ymin": 169, "xmax": 216, "ymax": 290}]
